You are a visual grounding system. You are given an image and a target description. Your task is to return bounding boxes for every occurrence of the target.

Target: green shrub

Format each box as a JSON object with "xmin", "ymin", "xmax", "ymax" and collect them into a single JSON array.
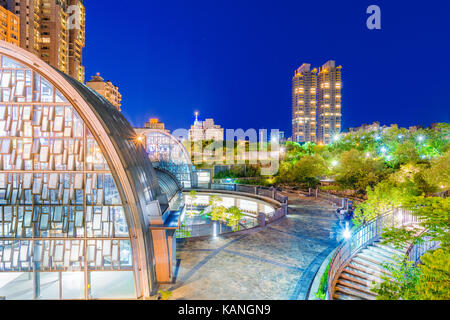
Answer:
[{"xmin": 315, "ymin": 260, "xmax": 331, "ymax": 300}]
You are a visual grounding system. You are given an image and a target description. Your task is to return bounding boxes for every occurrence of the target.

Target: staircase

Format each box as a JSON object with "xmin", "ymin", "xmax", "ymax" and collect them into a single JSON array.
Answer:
[{"xmin": 333, "ymin": 241, "xmax": 408, "ymax": 300}]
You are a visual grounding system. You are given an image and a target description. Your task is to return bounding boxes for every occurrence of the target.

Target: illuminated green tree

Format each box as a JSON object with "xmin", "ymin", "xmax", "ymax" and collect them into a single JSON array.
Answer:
[
  {"xmin": 334, "ymin": 149, "xmax": 387, "ymax": 193},
  {"xmin": 226, "ymin": 206, "xmax": 245, "ymax": 230}
]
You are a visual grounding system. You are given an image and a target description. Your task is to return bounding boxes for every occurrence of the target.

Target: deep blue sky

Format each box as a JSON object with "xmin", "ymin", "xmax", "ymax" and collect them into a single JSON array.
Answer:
[{"xmin": 84, "ymin": 0, "xmax": 450, "ymax": 136}]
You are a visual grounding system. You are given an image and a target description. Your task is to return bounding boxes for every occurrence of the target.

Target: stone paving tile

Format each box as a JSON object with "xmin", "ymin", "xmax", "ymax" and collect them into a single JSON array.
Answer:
[
  {"xmin": 177, "ymin": 236, "xmax": 234, "ymax": 251},
  {"xmin": 167, "ymin": 251, "xmax": 302, "ymax": 300},
  {"xmin": 173, "ymin": 251, "xmax": 213, "ymax": 282},
  {"xmin": 224, "ymin": 228, "xmax": 330, "ymax": 269}
]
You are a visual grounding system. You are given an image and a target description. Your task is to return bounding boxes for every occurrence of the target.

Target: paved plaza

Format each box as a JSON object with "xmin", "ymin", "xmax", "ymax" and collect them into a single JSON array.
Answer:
[{"xmin": 159, "ymin": 193, "xmax": 341, "ymax": 300}]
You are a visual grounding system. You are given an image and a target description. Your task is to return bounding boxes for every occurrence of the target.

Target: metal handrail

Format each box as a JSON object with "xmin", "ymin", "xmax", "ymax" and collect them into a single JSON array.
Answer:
[
  {"xmin": 205, "ymin": 183, "xmax": 289, "ymax": 204},
  {"xmin": 326, "ymin": 207, "xmax": 418, "ymax": 299},
  {"xmin": 406, "ymin": 230, "xmax": 441, "ymax": 266}
]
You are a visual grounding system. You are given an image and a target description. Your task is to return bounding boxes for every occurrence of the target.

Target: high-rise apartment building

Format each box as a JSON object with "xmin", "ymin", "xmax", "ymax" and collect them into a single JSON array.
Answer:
[
  {"xmin": 292, "ymin": 60, "xmax": 342, "ymax": 145},
  {"xmin": 317, "ymin": 60, "xmax": 342, "ymax": 144},
  {"xmin": 0, "ymin": 5, "xmax": 19, "ymax": 46},
  {"xmin": 86, "ymin": 73, "xmax": 122, "ymax": 111},
  {"xmin": 3, "ymin": 0, "xmax": 85, "ymax": 82},
  {"xmin": 292, "ymin": 64, "xmax": 317, "ymax": 143}
]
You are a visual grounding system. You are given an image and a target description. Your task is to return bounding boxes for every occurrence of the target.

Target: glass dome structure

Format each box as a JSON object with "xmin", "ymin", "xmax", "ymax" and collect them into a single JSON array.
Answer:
[
  {"xmin": 135, "ymin": 129, "xmax": 196, "ymax": 188},
  {"xmin": 0, "ymin": 41, "xmax": 175, "ymax": 299}
]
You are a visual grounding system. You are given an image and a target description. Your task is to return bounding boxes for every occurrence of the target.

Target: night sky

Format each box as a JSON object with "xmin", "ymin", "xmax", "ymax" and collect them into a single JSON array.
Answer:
[{"xmin": 83, "ymin": 0, "xmax": 450, "ymax": 136}]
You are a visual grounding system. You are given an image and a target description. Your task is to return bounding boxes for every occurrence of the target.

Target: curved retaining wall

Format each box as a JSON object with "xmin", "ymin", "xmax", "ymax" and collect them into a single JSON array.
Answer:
[{"xmin": 181, "ymin": 186, "xmax": 289, "ymax": 239}]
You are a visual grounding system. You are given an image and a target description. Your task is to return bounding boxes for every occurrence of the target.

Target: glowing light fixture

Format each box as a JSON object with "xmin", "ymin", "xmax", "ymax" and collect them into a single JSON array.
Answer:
[
  {"xmin": 343, "ymin": 223, "xmax": 351, "ymax": 240},
  {"xmin": 135, "ymin": 135, "xmax": 145, "ymax": 144}
]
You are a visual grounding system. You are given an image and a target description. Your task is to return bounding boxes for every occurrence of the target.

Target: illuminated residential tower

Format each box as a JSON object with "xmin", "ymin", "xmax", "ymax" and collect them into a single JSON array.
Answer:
[
  {"xmin": 2, "ymin": 0, "xmax": 85, "ymax": 82},
  {"xmin": 86, "ymin": 73, "xmax": 122, "ymax": 111},
  {"xmin": 0, "ymin": 5, "xmax": 19, "ymax": 46},
  {"xmin": 317, "ymin": 60, "xmax": 342, "ymax": 144},
  {"xmin": 292, "ymin": 63, "xmax": 317, "ymax": 143}
]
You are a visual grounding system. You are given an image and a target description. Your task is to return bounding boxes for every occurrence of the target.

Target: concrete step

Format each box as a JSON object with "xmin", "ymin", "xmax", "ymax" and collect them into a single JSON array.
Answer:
[
  {"xmin": 340, "ymin": 272, "xmax": 376, "ymax": 287},
  {"xmin": 337, "ymin": 278, "xmax": 376, "ymax": 296},
  {"xmin": 346, "ymin": 262, "xmax": 388, "ymax": 280},
  {"xmin": 373, "ymin": 242, "xmax": 406, "ymax": 256},
  {"xmin": 378, "ymin": 239, "xmax": 410, "ymax": 252},
  {"xmin": 350, "ymin": 258, "xmax": 391, "ymax": 276},
  {"xmin": 342, "ymin": 267, "xmax": 384, "ymax": 284},
  {"xmin": 334, "ymin": 284, "xmax": 377, "ymax": 300},
  {"xmin": 333, "ymin": 291, "xmax": 364, "ymax": 300},
  {"xmin": 358, "ymin": 249, "xmax": 397, "ymax": 266},
  {"xmin": 366, "ymin": 245, "xmax": 399, "ymax": 261}
]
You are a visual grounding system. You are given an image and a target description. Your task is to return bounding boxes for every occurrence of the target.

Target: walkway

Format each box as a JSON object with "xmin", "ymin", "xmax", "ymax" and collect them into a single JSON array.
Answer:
[{"xmin": 158, "ymin": 192, "xmax": 341, "ymax": 300}]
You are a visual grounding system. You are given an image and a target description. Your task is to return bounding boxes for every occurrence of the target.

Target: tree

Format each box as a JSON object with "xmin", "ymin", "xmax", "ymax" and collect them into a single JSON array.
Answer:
[
  {"xmin": 425, "ymin": 151, "xmax": 450, "ymax": 189},
  {"xmin": 208, "ymin": 195, "xmax": 227, "ymax": 222},
  {"xmin": 277, "ymin": 154, "xmax": 327, "ymax": 188},
  {"xmin": 334, "ymin": 149, "xmax": 387, "ymax": 194},
  {"xmin": 416, "ymin": 249, "xmax": 450, "ymax": 300},
  {"xmin": 353, "ymin": 181, "xmax": 405, "ymax": 226},
  {"xmin": 293, "ymin": 154, "xmax": 327, "ymax": 188},
  {"xmin": 187, "ymin": 190, "xmax": 198, "ymax": 217},
  {"xmin": 391, "ymin": 140, "xmax": 421, "ymax": 167},
  {"xmin": 226, "ymin": 206, "xmax": 245, "ymax": 230}
]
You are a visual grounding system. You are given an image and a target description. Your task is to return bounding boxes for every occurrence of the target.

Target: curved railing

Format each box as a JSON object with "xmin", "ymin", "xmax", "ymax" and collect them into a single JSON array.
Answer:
[
  {"xmin": 209, "ymin": 183, "xmax": 289, "ymax": 204},
  {"xmin": 406, "ymin": 230, "xmax": 441, "ymax": 266},
  {"xmin": 326, "ymin": 207, "xmax": 419, "ymax": 299},
  {"xmin": 405, "ymin": 192, "xmax": 447, "ymax": 265}
]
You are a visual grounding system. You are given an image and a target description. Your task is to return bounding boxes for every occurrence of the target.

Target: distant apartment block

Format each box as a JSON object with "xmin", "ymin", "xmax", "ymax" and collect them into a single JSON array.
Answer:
[
  {"xmin": 0, "ymin": 5, "xmax": 19, "ymax": 46},
  {"xmin": 86, "ymin": 73, "xmax": 122, "ymax": 111},
  {"xmin": 348, "ymin": 122, "xmax": 381, "ymax": 133},
  {"xmin": 317, "ymin": 61, "xmax": 342, "ymax": 144},
  {"xmin": 2, "ymin": 0, "xmax": 85, "ymax": 82},
  {"xmin": 292, "ymin": 60, "xmax": 342, "ymax": 145},
  {"xmin": 292, "ymin": 64, "xmax": 317, "ymax": 143}
]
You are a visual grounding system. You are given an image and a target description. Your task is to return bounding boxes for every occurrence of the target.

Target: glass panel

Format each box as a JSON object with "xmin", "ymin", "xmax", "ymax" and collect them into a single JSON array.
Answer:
[
  {"xmin": 38, "ymin": 273, "xmax": 59, "ymax": 300},
  {"xmin": 61, "ymin": 272, "xmax": 84, "ymax": 300},
  {"xmin": 89, "ymin": 271, "xmax": 136, "ymax": 299},
  {"xmin": 0, "ymin": 273, "xmax": 33, "ymax": 300}
]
